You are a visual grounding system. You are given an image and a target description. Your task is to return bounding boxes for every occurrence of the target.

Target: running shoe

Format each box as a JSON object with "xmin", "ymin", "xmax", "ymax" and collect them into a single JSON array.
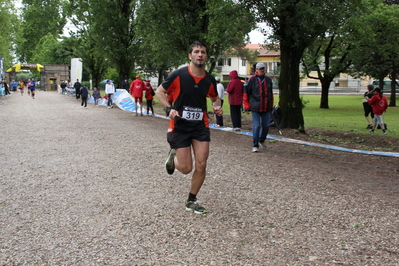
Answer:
[
  {"xmin": 369, "ymin": 129, "xmax": 374, "ymax": 133},
  {"xmin": 165, "ymin": 149, "xmax": 176, "ymax": 175},
  {"xmin": 185, "ymin": 200, "xmax": 207, "ymax": 214},
  {"xmin": 259, "ymin": 142, "xmax": 267, "ymax": 148},
  {"xmin": 382, "ymin": 131, "xmax": 387, "ymax": 135},
  {"xmin": 252, "ymin": 147, "xmax": 258, "ymax": 152}
]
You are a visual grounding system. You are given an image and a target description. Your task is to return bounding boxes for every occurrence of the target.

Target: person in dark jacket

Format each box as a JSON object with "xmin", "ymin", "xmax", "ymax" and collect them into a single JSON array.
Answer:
[
  {"xmin": 226, "ymin": 70, "xmax": 244, "ymax": 130},
  {"xmin": 243, "ymin": 62, "xmax": 274, "ymax": 152},
  {"xmin": 74, "ymin": 79, "xmax": 82, "ymax": 100},
  {"xmin": 80, "ymin": 83, "xmax": 89, "ymax": 108}
]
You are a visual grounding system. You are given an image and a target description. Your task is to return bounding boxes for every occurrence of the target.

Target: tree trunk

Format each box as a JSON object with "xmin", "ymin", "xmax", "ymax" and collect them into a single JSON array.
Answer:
[
  {"xmin": 319, "ymin": 77, "xmax": 334, "ymax": 109},
  {"xmin": 278, "ymin": 44, "xmax": 305, "ymax": 132},
  {"xmin": 389, "ymin": 69, "xmax": 397, "ymax": 107}
]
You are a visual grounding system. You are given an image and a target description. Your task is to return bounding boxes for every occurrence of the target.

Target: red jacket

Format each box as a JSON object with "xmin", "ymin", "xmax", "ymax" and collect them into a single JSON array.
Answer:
[
  {"xmin": 368, "ymin": 92, "xmax": 388, "ymax": 115},
  {"xmin": 226, "ymin": 70, "xmax": 244, "ymax": 105},
  {"xmin": 130, "ymin": 78, "xmax": 145, "ymax": 98},
  {"xmin": 145, "ymin": 84, "xmax": 154, "ymax": 100}
]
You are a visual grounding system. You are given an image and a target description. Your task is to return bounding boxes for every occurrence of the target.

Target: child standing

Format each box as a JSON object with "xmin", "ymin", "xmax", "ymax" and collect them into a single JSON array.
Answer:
[
  {"xmin": 367, "ymin": 87, "xmax": 388, "ymax": 134},
  {"xmin": 144, "ymin": 80, "xmax": 154, "ymax": 116},
  {"xmin": 92, "ymin": 87, "xmax": 100, "ymax": 107}
]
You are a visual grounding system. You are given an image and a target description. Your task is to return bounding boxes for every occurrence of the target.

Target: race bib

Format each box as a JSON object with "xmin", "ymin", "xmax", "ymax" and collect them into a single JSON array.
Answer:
[{"xmin": 181, "ymin": 106, "xmax": 204, "ymax": 121}]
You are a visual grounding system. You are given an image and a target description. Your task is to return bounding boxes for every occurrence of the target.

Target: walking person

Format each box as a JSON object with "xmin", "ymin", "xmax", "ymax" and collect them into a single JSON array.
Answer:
[
  {"xmin": 130, "ymin": 75, "xmax": 145, "ymax": 116},
  {"xmin": 144, "ymin": 80, "xmax": 155, "ymax": 116},
  {"xmin": 244, "ymin": 63, "xmax": 274, "ymax": 152},
  {"xmin": 92, "ymin": 87, "xmax": 100, "ymax": 107},
  {"xmin": 226, "ymin": 70, "xmax": 244, "ymax": 131},
  {"xmin": 61, "ymin": 81, "xmax": 67, "ymax": 95},
  {"xmin": 214, "ymin": 77, "xmax": 224, "ymax": 126},
  {"xmin": 105, "ymin": 80, "xmax": 115, "ymax": 108},
  {"xmin": 155, "ymin": 41, "xmax": 222, "ymax": 214},
  {"xmin": 80, "ymin": 83, "xmax": 89, "ymax": 109},
  {"xmin": 367, "ymin": 87, "xmax": 388, "ymax": 134},
  {"xmin": 74, "ymin": 79, "xmax": 82, "ymax": 100}
]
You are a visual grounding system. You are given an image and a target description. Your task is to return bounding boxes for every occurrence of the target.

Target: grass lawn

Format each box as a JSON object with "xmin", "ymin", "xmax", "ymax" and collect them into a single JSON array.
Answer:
[{"xmin": 210, "ymin": 94, "xmax": 399, "ymax": 138}]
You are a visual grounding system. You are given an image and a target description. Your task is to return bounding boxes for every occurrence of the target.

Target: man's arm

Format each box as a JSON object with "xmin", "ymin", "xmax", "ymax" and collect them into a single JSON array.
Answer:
[{"xmin": 156, "ymin": 84, "xmax": 179, "ymax": 119}]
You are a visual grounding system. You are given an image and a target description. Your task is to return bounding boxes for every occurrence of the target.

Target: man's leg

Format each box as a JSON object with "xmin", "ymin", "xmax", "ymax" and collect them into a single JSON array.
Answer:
[
  {"xmin": 189, "ymin": 139, "xmax": 209, "ymax": 195},
  {"xmin": 251, "ymin": 111, "xmax": 261, "ymax": 149},
  {"xmin": 259, "ymin": 111, "xmax": 271, "ymax": 144}
]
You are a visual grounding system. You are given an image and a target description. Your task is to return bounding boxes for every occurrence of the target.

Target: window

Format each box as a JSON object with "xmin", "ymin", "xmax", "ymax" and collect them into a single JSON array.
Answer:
[
  {"xmin": 217, "ymin": 58, "xmax": 223, "ymax": 66},
  {"xmin": 242, "ymin": 60, "xmax": 246, "ymax": 66},
  {"xmin": 228, "ymin": 58, "xmax": 231, "ymax": 66}
]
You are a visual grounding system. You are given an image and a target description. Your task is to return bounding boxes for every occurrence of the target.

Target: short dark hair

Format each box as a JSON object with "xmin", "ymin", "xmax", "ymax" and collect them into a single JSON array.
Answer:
[{"xmin": 189, "ymin": 41, "xmax": 207, "ymax": 54}]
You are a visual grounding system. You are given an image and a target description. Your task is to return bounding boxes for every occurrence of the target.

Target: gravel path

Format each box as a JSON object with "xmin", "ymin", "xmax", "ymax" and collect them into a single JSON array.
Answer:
[{"xmin": 1, "ymin": 91, "xmax": 398, "ymax": 265}]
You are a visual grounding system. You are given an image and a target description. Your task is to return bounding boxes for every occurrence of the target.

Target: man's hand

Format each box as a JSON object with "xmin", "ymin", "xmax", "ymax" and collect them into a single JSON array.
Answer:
[{"xmin": 213, "ymin": 106, "xmax": 223, "ymax": 116}]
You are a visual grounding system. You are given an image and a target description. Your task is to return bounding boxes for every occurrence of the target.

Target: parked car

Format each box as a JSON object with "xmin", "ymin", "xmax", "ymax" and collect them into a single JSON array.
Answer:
[{"xmin": 371, "ymin": 80, "xmax": 399, "ymax": 93}]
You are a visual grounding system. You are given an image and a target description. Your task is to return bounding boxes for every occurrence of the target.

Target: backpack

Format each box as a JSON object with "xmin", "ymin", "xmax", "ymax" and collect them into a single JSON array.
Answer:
[{"xmin": 151, "ymin": 88, "xmax": 155, "ymax": 96}]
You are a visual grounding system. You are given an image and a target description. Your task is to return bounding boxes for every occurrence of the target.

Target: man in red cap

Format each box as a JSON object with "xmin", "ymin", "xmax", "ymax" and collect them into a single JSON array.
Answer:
[{"xmin": 129, "ymin": 75, "xmax": 146, "ymax": 116}]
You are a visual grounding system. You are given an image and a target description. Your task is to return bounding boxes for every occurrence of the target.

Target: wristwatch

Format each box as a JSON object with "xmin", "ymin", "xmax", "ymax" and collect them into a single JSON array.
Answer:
[{"xmin": 165, "ymin": 106, "xmax": 173, "ymax": 116}]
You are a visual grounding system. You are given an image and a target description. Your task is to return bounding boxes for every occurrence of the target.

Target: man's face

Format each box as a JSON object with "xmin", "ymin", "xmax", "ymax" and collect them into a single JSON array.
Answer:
[
  {"xmin": 189, "ymin": 45, "xmax": 208, "ymax": 67},
  {"xmin": 257, "ymin": 67, "xmax": 265, "ymax": 76}
]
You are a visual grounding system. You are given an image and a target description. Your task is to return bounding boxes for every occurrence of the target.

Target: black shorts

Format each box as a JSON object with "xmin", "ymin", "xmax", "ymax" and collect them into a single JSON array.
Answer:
[{"xmin": 167, "ymin": 121, "xmax": 210, "ymax": 149}]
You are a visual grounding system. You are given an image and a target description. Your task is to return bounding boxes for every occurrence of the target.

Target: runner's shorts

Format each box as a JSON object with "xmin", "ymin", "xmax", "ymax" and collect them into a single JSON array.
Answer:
[{"xmin": 167, "ymin": 121, "xmax": 210, "ymax": 149}]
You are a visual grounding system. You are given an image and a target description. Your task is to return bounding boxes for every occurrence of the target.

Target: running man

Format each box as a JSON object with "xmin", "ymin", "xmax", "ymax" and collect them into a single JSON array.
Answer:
[{"xmin": 156, "ymin": 41, "xmax": 223, "ymax": 214}]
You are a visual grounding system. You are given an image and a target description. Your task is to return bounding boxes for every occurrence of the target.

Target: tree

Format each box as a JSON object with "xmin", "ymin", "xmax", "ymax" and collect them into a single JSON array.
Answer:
[
  {"xmin": 136, "ymin": 0, "xmax": 256, "ymax": 83},
  {"xmin": 241, "ymin": 0, "xmax": 365, "ymax": 131},
  {"xmin": 348, "ymin": 2, "xmax": 399, "ymax": 107},
  {"xmin": 0, "ymin": 0, "xmax": 19, "ymax": 69},
  {"xmin": 17, "ymin": 0, "xmax": 67, "ymax": 63},
  {"xmin": 301, "ymin": 34, "xmax": 353, "ymax": 109}
]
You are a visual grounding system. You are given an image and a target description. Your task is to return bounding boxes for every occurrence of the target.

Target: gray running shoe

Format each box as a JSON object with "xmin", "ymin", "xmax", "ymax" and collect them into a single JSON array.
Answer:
[
  {"xmin": 185, "ymin": 200, "xmax": 207, "ymax": 214},
  {"xmin": 165, "ymin": 149, "xmax": 176, "ymax": 175},
  {"xmin": 259, "ymin": 142, "xmax": 267, "ymax": 148},
  {"xmin": 252, "ymin": 147, "xmax": 258, "ymax": 152}
]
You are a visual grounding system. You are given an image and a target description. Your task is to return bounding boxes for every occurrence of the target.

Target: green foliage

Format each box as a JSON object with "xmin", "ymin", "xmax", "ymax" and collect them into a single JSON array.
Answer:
[
  {"xmin": 348, "ymin": 3, "xmax": 399, "ymax": 80},
  {"xmin": 136, "ymin": 0, "xmax": 256, "ymax": 77},
  {"xmin": 0, "ymin": 0, "xmax": 19, "ymax": 67},
  {"xmin": 17, "ymin": 0, "xmax": 67, "ymax": 62}
]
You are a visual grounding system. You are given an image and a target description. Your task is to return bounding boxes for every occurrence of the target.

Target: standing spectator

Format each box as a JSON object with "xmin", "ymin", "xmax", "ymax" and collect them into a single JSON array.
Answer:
[
  {"xmin": 105, "ymin": 80, "xmax": 115, "ymax": 108},
  {"xmin": 2, "ymin": 80, "xmax": 10, "ymax": 95},
  {"xmin": 11, "ymin": 80, "xmax": 18, "ymax": 92},
  {"xmin": 155, "ymin": 41, "xmax": 222, "ymax": 214},
  {"xmin": 244, "ymin": 63, "xmax": 274, "ymax": 152},
  {"xmin": 144, "ymin": 79, "xmax": 155, "ymax": 116},
  {"xmin": 18, "ymin": 80, "xmax": 25, "ymax": 96},
  {"xmin": 60, "ymin": 81, "xmax": 67, "ymax": 95},
  {"xmin": 121, "ymin": 79, "xmax": 129, "ymax": 91},
  {"xmin": 80, "ymin": 83, "xmax": 89, "ymax": 109},
  {"xmin": 92, "ymin": 87, "xmax": 101, "ymax": 107},
  {"xmin": 363, "ymin": 84, "xmax": 374, "ymax": 129},
  {"xmin": 129, "ymin": 75, "xmax": 146, "ymax": 116},
  {"xmin": 74, "ymin": 79, "xmax": 82, "ymax": 100},
  {"xmin": 367, "ymin": 87, "xmax": 388, "ymax": 134},
  {"xmin": 226, "ymin": 70, "xmax": 244, "ymax": 131},
  {"xmin": 28, "ymin": 79, "xmax": 36, "ymax": 99},
  {"xmin": 214, "ymin": 77, "xmax": 224, "ymax": 126}
]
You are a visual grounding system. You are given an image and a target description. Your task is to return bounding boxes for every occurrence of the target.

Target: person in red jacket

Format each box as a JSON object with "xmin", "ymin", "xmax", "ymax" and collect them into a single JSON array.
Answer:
[
  {"xmin": 226, "ymin": 70, "xmax": 244, "ymax": 131},
  {"xmin": 129, "ymin": 75, "xmax": 146, "ymax": 116},
  {"xmin": 144, "ymin": 80, "xmax": 154, "ymax": 116},
  {"xmin": 367, "ymin": 87, "xmax": 388, "ymax": 134}
]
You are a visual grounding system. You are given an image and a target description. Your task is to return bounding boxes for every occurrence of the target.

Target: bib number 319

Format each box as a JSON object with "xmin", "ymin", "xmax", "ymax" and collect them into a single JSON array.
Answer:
[{"xmin": 181, "ymin": 106, "xmax": 204, "ymax": 121}]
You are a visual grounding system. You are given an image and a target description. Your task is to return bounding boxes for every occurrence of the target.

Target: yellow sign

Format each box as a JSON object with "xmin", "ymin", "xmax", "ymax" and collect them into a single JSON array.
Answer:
[{"xmin": 6, "ymin": 63, "xmax": 44, "ymax": 72}]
